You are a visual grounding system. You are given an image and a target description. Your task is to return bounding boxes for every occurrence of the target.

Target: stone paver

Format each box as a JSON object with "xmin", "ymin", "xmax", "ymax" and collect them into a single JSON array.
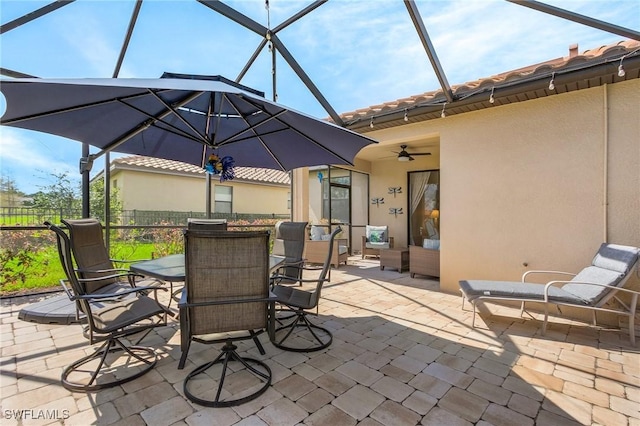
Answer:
[
  {"xmin": 1, "ymin": 259, "xmax": 639, "ymax": 426},
  {"xmin": 332, "ymin": 384, "xmax": 385, "ymax": 420}
]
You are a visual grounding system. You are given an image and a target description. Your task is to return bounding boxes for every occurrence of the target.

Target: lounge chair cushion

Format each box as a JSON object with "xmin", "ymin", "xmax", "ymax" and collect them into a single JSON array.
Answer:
[
  {"xmin": 591, "ymin": 243, "xmax": 639, "ymax": 274},
  {"xmin": 459, "ymin": 280, "xmax": 588, "ymax": 305},
  {"xmin": 561, "ymin": 266, "xmax": 624, "ymax": 305}
]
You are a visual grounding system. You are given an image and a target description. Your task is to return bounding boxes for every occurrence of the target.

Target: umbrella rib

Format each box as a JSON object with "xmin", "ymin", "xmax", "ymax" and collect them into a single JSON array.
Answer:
[
  {"xmin": 147, "ymin": 90, "xmax": 210, "ymax": 143},
  {"xmin": 221, "ymin": 94, "xmax": 355, "ymax": 166},
  {"xmin": 99, "ymin": 89, "xmax": 208, "ymax": 155},
  {"xmin": 215, "ymin": 93, "xmax": 286, "ymax": 170}
]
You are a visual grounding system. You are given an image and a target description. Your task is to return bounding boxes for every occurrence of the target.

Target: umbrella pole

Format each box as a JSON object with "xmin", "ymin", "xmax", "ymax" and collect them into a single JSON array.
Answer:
[
  {"xmin": 82, "ymin": 143, "xmax": 90, "ymax": 218},
  {"xmin": 205, "ymin": 173, "xmax": 212, "ymax": 218}
]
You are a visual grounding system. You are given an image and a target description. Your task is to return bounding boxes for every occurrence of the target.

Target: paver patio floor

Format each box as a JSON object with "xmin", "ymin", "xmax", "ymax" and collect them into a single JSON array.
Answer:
[{"xmin": 1, "ymin": 257, "xmax": 638, "ymax": 425}]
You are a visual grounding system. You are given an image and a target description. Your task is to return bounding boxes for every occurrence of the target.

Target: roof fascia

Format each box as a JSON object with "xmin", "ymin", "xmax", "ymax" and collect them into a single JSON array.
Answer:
[{"xmin": 345, "ymin": 52, "xmax": 640, "ymax": 131}]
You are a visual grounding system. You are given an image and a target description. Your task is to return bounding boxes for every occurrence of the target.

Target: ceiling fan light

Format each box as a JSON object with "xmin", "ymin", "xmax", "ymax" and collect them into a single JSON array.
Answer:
[{"xmin": 398, "ymin": 154, "xmax": 411, "ymax": 162}]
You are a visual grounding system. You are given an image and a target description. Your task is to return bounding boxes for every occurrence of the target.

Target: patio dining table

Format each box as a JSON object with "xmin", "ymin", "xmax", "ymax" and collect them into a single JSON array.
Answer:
[
  {"xmin": 130, "ymin": 253, "xmax": 286, "ymax": 282},
  {"xmin": 130, "ymin": 254, "xmax": 286, "ymax": 309}
]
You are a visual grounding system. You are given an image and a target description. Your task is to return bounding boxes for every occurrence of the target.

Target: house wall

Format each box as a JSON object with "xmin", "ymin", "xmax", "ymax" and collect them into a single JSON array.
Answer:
[
  {"xmin": 112, "ymin": 169, "xmax": 290, "ymax": 215},
  {"xmin": 293, "ymin": 79, "xmax": 639, "ymax": 325}
]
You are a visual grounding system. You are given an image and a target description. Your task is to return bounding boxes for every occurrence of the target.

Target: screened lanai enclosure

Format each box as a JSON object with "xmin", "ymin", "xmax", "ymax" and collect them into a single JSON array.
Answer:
[{"xmin": 1, "ymin": 0, "xmax": 638, "ymax": 239}]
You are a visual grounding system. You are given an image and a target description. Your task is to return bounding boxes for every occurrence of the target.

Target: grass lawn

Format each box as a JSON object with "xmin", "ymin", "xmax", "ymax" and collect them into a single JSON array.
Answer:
[{"xmin": 1, "ymin": 242, "xmax": 159, "ymax": 296}]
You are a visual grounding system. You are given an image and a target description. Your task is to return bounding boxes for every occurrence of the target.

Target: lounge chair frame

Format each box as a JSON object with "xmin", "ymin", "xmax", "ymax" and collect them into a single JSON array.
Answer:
[{"xmin": 460, "ymin": 244, "xmax": 640, "ymax": 345}]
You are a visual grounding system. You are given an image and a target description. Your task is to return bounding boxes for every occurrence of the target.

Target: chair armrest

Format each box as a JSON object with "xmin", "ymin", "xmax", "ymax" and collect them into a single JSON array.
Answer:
[
  {"xmin": 76, "ymin": 267, "xmax": 129, "ymax": 274},
  {"xmin": 543, "ymin": 280, "xmax": 640, "ymax": 299},
  {"xmin": 179, "ymin": 295, "xmax": 276, "ymax": 309},
  {"xmin": 522, "ymin": 270, "xmax": 576, "ymax": 282},
  {"xmin": 61, "ymin": 279, "xmax": 166, "ymax": 302}
]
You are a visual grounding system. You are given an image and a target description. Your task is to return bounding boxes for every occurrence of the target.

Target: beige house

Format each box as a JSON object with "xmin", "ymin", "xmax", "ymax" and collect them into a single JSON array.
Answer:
[
  {"xmin": 97, "ymin": 156, "xmax": 291, "ymax": 215},
  {"xmin": 293, "ymin": 39, "xmax": 640, "ymax": 316}
]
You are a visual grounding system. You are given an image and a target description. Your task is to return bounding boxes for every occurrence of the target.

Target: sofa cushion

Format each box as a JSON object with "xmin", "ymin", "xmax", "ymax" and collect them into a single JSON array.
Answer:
[
  {"xmin": 423, "ymin": 239, "xmax": 440, "ymax": 250},
  {"xmin": 365, "ymin": 242, "xmax": 390, "ymax": 250},
  {"xmin": 310, "ymin": 225, "xmax": 326, "ymax": 241}
]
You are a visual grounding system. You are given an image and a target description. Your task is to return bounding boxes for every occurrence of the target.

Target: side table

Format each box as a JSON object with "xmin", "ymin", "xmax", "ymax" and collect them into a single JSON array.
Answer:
[{"xmin": 380, "ymin": 247, "xmax": 409, "ymax": 272}]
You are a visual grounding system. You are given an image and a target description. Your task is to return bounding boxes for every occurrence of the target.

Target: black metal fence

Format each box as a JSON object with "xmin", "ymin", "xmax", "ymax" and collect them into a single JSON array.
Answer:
[{"xmin": 0, "ymin": 207, "xmax": 289, "ymax": 227}]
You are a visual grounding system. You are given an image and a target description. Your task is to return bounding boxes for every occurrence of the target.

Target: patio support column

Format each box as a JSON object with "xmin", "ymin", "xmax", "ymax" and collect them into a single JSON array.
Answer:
[{"xmin": 291, "ymin": 168, "xmax": 309, "ymax": 223}]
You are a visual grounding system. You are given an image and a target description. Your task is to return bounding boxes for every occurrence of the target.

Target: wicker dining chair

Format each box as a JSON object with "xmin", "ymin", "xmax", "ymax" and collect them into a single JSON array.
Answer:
[
  {"xmin": 45, "ymin": 221, "xmax": 168, "ymax": 392},
  {"xmin": 271, "ymin": 226, "xmax": 341, "ymax": 352},
  {"xmin": 178, "ymin": 229, "xmax": 276, "ymax": 407}
]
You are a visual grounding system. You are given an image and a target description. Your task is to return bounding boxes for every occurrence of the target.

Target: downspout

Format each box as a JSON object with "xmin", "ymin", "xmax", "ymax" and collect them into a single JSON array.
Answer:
[{"xmin": 603, "ymin": 83, "xmax": 609, "ymax": 243}]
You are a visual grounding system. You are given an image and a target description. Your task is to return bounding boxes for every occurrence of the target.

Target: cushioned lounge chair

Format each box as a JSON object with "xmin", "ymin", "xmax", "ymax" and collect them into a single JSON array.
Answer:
[{"xmin": 460, "ymin": 243, "xmax": 640, "ymax": 344}]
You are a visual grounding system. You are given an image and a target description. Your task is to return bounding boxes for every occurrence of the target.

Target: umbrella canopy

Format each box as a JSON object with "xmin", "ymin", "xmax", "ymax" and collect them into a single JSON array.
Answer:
[{"xmin": 0, "ymin": 74, "xmax": 377, "ymax": 171}]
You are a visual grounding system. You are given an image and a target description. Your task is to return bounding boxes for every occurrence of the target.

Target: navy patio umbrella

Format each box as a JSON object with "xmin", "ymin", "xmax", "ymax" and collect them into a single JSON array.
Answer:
[{"xmin": 0, "ymin": 74, "xmax": 377, "ymax": 173}]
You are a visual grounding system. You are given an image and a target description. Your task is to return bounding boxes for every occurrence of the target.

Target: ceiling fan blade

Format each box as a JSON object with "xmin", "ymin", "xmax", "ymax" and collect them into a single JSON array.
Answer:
[{"xmin": 410, "ymin": 152, "xmax": 431, "ymax": 156}]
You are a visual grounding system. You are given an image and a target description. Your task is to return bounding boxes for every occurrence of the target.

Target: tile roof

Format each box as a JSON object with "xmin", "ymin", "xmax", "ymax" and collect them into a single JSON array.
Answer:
[
  {"xmin": 112, "ymin": 155, "xmax": 291, "ymax": 185},
  {"xmin": 342, "ymin": 39, "xmax": 640, "ymax": 131}
]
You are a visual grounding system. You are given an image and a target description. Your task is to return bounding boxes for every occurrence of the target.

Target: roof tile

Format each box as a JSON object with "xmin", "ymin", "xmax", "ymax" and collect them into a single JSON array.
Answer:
[{"xmin": 113, "ymin": 155, "xmax": 290, "ymax": 185}]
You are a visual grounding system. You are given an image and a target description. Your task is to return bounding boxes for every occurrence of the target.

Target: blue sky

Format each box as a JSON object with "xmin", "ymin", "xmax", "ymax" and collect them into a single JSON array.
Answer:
[{"xmin": 1, "ymin": 0, "xmax": 638, "ymax": 194}]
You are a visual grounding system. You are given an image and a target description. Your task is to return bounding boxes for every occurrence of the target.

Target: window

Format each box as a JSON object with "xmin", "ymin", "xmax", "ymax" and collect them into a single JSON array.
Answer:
[
  {"xmin": 408, "ymin": 170, "xmax": 440, "ymax": 247},
  {"xmin": 214, "ymin": 185, "xmax": 232, "ymax": 213}
]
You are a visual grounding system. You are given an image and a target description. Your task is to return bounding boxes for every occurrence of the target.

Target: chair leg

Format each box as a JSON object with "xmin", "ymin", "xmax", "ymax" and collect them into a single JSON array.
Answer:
[
  {"xmin": 272, "ymin": 309, "xmax": 333, "ymax": 352},
  {"xmin": 62, "ymin": 337, "xmax": 157, "ymax": 392},
  {"xmin": 629, "ymin": 294, "xmax": 637, "ymax": 346},
  {"xmin": 250, "ymin": 330, "xmax": 266, "ymax": 355},
  {"xmin": 178, "ymin": 339, "xmax": 191, "ymax": 370},
  {"xmin": 183, "ymin": 341, "xmax": 271, "ymax": 407},
  {"xmin": 471, "ymin": 303, "xmax": 477, "ymax": 328},
  {"xmin": 179, "ymin": 309, "xmax": 191, "ymax": 369},
  {"xmin": 542, "ymin": 304, "xmax": 549, "ymax": 335}
]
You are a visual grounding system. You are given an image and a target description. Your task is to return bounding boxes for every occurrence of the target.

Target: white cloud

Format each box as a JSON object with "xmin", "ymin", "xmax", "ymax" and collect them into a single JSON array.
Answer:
[
  {"xmin": 0, "ymin": 128, "xmax": 81, "ymax": 193},
  {"xmin": 1, "ymin": 0, "xmax": 637, "ymax": 190}
]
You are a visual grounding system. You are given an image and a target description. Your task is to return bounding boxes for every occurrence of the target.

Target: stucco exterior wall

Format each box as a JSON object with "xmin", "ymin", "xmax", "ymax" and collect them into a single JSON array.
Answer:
[
  {"xmin": 442, "ymin": 80, "xmax": 639, "ymax": 296},
  {"xmin": 293, "ymin": 79, "xmax": 639, "ymax": 322},
  {"xmin": 113, "ymin": 169, "xmax": 290, "ymax": 215}
]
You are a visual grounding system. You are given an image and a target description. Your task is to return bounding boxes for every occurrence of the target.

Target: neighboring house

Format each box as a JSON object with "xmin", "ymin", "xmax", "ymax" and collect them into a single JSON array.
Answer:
[
  {"xmin": 293, "ymin": 39, "xmax": 640, "ymax": 318},
  {"xmin": 94, "ymin": 155, "xmax": 291, "ymax": 215}
]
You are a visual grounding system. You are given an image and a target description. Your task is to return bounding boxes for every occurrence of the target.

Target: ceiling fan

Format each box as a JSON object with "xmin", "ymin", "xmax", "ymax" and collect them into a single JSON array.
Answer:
[{"xmin": 395, "ymin": 145, "xmax": 431, "ymax": 162}]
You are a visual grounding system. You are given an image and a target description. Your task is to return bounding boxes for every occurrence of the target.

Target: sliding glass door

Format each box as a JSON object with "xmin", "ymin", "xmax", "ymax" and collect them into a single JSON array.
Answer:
[{"xmin": 408, "ymin": 170, "xmax": 440, "ymax": 247}]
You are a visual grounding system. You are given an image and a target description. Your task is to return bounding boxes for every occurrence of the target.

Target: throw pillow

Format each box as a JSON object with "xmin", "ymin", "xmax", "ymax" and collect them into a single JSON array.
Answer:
[
  {"xmin": 310, "ymin": 225, "xmax": 325, "ymax": 241},
  {"xmin": 369, "ymin": 230, "xmax": 383, "ymax": 243}
]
